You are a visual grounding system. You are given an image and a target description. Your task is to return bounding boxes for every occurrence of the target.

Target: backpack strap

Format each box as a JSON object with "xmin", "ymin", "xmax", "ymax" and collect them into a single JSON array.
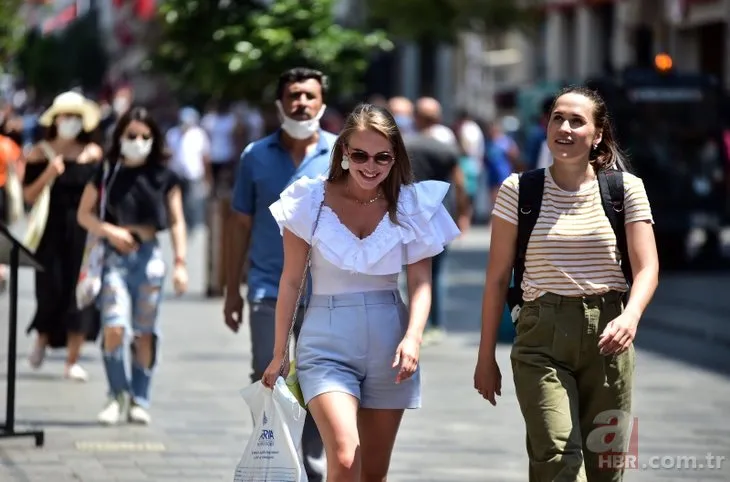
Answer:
[
  {"xmin": 507, "ymin": 168, "xmax": 545, "ymax": 313},
  {"xmin": 597, "ymin": 169, "xmax": 633, "ymax": 286}
]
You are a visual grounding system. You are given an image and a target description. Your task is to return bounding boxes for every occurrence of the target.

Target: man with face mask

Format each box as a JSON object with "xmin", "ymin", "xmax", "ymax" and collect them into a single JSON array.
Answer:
[{"xmin": 225, "ymin": 67, "xmax": 333, "ymax": 482}]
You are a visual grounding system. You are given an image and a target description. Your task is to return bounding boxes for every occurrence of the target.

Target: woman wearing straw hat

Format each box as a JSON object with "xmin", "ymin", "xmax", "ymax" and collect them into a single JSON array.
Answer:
[{"xmin": 22, "ymin": 91, "xmax": 104, "ymax": 382}]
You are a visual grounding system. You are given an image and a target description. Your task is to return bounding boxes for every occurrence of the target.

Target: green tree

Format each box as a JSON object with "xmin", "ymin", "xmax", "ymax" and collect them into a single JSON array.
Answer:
[
  {"xmin": 0, "ymin": 0, "xmax": 26, "ymax": 73},
  {"xmin": 152, "ymin": 0, "xmax": 393, "ymax": 103},
  {"xmin": 366, "ymin": 0, "xmax": 540, "ymax": 42},
  {"xmin": 16, "ymin": 12, "xmax": 108, "ymax": 100}
]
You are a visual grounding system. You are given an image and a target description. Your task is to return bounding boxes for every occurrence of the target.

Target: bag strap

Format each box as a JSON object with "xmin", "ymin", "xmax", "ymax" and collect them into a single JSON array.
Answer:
[
  {"xmin": 597, "ymin": 169, "xmax": 632, "ymax": 286},
  {"xmin": 97, "ymin": 161, "xmax": 122, "ymax": 223},
  {"xmin": 278, "ymin": 182, "xmax": 327, "ymax": 375},
  {"xmin": 38, "ymin": 141, "xmax": 56, "ymax": 161},
  {"xmin": 511, "ymin": 168, "xmax": 545, "ymax": 305}
]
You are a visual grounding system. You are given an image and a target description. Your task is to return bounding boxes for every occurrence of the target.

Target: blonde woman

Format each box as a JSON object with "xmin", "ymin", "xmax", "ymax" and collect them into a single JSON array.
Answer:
[
  {"xmin": 23, "ymin": 91, "xmax": 103, "ymax": 381},
  {"xmin": 262, "ymin": 104, "xmax": 460, "ymax": 481}
]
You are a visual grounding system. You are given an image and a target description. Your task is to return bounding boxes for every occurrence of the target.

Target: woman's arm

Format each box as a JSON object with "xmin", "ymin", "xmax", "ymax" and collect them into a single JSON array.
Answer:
[
  {"xmin": 478, "ymin": 217, "xmax": 517, "ymax": 358},
  {"xmin": 22, "ymin": 146, "xmax": 57, "ymax": 204},
  {"xmin": 166, "ymin": 185, "xmax": 187, "ymax": 263},
  {"xmin": 76, "ymin": 184, "xmax": 113, "ymax": 237},
  {"xmin": 273, "ymin": 229, "xmax": 309, "ymax": 360},
  {"xmin": 622, "ymin": 221, "xmax": 659, "ymax": 321},
  {"xmin": 598, "ymin": 220, "xmax": 659, "ymax": 355},
  {"xmin": 404, "ymin": 257, "xmax": 432, "ymax": 343}
]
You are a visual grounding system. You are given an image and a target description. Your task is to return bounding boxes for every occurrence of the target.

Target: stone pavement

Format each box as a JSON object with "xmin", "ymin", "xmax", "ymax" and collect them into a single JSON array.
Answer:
[{"xmin": 0, "ymin": 227, "xmax": 728, "ymax": 481}]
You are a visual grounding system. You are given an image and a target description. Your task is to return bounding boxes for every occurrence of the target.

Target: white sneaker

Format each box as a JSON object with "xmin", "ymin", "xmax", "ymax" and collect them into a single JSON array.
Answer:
[
  {"xmin": 28, "ymin": 344, "xmax": 46, "ymax": 369},
  {"xmin": 128, "ymin": 404, "xmax": 151, "ymax": 425},
  {"xmin": 98, "ymin": 395, "xmax": 125, "ymax": 425},
  {"xmin": 64, "ymin": 363, "xmax": 89, "ymax": 382}
]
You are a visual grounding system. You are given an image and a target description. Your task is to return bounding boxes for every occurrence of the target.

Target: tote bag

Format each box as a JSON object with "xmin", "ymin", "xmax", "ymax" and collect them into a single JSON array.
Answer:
[
  {"xmin": 76, "ymin": 161, "xmax": 120, "ymax": 310},
  {"xmin": 22, "ymin": 142, "xmax": 57, "ymax": 252}
]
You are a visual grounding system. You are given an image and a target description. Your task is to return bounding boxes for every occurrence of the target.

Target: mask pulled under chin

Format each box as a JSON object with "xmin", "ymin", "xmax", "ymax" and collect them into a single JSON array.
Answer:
[{"xmin": 275, "ymin": 100, "xmax": 326, "ymax": 140}]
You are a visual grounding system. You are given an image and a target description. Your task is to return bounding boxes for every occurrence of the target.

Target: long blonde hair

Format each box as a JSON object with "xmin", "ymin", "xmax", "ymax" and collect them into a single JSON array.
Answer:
[{"xmin": 327, "ymin": 103, "xmax": 414, "ymax": 223}]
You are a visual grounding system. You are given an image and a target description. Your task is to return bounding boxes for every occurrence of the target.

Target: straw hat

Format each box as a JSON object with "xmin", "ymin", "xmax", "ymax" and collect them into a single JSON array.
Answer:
[{"xmin": 39, "ymin": 91, "xmax": 101, "ymax": 132}]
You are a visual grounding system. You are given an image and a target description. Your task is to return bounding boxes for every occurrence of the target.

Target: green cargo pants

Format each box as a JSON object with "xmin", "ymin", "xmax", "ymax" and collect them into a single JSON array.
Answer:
[{"xmin": 511, "ymin": 291, "xmax": 635, "ymax": 482}]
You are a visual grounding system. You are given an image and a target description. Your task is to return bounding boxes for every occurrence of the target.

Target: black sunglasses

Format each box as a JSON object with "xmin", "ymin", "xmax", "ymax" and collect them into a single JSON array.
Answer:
[{"xmin": 348, "ymin": 148, "xmax": 394, "ymax": 166}]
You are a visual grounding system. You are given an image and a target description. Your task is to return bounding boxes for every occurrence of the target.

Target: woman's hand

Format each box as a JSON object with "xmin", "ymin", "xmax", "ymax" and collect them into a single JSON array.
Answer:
[
  {"xmin": 45, "ymin": 155, "xmax": 65, "ymax": 178},
  {"xmin": 105, "ymin": 226, "xmax": 138, "ymax": 254},
  {"xmin": 393, "ymin": 335, "xmax": 420, "ymax": 384},
  {"xmin": 598, "ymin": 311, "xmax": 639, "ymax": 355},
  {"xmin": 262, "ymin": 355, "xmax": 287, "ymax": 389},
  {"xmin": 474, "ymin": 352, "xmax": 502, "ymax": 406},
  {"xmin": 172, "ymin": 263, "xmax": 188, "ymax": 295}
]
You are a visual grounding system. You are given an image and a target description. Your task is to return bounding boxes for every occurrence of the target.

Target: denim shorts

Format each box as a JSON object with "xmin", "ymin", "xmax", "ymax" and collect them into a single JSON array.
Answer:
[{"xmin": 296, "ymin": 289, "xmax": 421, "ymax": 410}]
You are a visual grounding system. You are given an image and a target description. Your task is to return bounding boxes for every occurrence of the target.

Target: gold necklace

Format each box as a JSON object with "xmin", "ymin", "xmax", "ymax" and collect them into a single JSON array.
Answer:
[{"xmin": 346, "ymin": 183, "xmax": 383, "ymax": 206}]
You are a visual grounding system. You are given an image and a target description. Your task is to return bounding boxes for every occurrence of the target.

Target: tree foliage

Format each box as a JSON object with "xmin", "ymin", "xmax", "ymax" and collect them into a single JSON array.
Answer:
[
  {"xmin": 366, "ymin": 0, "xmax": 540, "ymax": 42},
  {"xmin": 151, "ymin": 0, "xmax": 393, "ymax": 103},
  {"xmin": 0, "ymin": 0, "xmax": 26, "ymax": 72},
  {"xmin": 15, "ymin": 12, "xmax": 108, "ymax": 100}
]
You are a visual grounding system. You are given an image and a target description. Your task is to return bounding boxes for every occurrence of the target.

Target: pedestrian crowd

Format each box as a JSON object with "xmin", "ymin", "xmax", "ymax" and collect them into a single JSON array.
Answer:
[{"xmin": 4, "ymin": 66, "xmax": 658, "ymax": 482}]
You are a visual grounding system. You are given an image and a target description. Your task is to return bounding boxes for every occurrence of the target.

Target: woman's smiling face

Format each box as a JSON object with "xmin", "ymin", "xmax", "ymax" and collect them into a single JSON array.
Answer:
[
  {"xmin": 345, "ymin": 128, "xmax": 396, "ymax": 191},
  {"xmin": 548, "ymin": 92, "xmax": 602, "ymax": 164}
]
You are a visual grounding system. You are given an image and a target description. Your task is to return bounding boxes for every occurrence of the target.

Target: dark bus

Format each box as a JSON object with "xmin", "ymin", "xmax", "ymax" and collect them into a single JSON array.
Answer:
[{"xmin": 587, "ymin": 67, "xmax": 729, "ymax": 270}]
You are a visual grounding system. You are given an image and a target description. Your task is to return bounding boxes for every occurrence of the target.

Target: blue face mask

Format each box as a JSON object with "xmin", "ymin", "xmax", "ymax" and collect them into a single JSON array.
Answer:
[{"xmin": 394, "ymin": 114, "xmax": 414, "ymax": 133}]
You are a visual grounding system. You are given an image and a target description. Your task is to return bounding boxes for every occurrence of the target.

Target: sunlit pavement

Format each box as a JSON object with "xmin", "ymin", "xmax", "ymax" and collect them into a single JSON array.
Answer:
[{"xmin": 0, "ymin": 225, "xmax": 728, "ymax": 481}]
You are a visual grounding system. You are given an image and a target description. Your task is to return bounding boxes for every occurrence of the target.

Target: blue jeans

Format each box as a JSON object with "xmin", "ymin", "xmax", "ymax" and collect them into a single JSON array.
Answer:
[{"xmin": 99, "ymin": 240, "xmax": 165, "ymax": 408}]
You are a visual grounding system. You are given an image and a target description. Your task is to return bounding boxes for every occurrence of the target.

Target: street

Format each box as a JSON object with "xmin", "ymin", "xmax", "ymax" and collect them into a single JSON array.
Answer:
[{"xmin": 1, "ymin": 226, "xmax": 729, "ymax": 481}]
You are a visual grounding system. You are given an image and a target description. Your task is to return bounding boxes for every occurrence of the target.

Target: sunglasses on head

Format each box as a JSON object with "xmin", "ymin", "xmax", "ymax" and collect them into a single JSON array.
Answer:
[
  {"xmin": 347, "ymin": 148, "xmax": 395, "ymax": 166},
  {"xmin": 125, "ymin": 132, "xmax": 152, "ymax": 141}
]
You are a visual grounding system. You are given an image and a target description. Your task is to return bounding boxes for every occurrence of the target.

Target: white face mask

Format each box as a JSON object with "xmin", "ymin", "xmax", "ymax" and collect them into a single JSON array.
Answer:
[
  {"xmin": 113, "ymin": 96, "xmax": 130, "ymax": 115},
  {"xmin": 275, "ymin": 100, "xmax": 326, "ymax": 140},
  {"xmin": 57, "ymin": 118, "xmax": 83, "ymax": 139},
  {"xmin": 120, "ymin": 138, "xmax": 153, "ymax": 165}
]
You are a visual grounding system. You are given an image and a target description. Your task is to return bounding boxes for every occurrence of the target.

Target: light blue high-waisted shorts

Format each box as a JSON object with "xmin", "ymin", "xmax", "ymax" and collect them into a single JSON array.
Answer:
[{"xmin": 296, "ymin": 289, "xmax": 421, "ymax": 410}]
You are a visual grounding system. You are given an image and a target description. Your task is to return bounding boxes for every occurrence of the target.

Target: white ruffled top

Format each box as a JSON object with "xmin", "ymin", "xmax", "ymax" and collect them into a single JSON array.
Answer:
[{"xmin": 269, "ymin": 175, "xmax": 461, "ymax": 295}]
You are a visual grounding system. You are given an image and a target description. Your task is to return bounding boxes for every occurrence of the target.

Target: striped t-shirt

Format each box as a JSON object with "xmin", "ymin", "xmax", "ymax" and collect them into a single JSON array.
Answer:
[{"xmin": 493, "ymin": 169, "xmax": 654, "ymax": 301}]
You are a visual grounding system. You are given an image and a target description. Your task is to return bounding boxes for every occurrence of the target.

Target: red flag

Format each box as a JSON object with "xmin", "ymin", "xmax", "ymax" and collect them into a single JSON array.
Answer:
[{"xmin": 41, "ymin": 4, "xmax": 78, "ymax": 34}]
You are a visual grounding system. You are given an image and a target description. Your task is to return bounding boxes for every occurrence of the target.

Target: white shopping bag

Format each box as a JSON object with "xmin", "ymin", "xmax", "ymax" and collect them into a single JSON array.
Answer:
[{"xmin": 234, "ymin": 378, "xmax": 308, "ymax": 482}]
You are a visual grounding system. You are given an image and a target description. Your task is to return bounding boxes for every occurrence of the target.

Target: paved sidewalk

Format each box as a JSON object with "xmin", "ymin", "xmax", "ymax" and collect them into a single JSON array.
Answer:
[
  {"xmin": 642, "ymin": 273, "xmax": 730, "ymax": 347},
  {"xmin": 0, "ymin": 227, "xmax": 728, "ymax": 481}
]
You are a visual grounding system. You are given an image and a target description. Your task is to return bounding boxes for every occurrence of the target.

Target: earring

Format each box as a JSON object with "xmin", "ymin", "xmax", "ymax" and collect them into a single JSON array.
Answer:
[
  {"xmin": 592, "ymin": 144, "xmax": 598, "ymax": 150},
  {"xmin": 340, "ymin": 155, "xmax": 350, "ymax": 170}
]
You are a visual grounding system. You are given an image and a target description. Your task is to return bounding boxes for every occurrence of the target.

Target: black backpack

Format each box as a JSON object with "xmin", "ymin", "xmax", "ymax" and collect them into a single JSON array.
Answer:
[{"xmin": 506, "ymin": 168, "xmax": 632, "ymax": 315}]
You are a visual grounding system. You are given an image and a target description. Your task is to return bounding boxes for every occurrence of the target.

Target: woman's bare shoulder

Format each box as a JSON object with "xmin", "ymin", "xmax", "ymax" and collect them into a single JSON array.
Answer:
[{"xmin": 24, "ymin": 144, "xmax": 47, "ymax": 164}]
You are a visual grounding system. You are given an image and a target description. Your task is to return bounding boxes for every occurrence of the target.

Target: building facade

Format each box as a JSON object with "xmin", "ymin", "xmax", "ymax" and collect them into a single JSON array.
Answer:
[{"xmin": 542, "ymin": 0, "xmax": 730, "ymax": 89}]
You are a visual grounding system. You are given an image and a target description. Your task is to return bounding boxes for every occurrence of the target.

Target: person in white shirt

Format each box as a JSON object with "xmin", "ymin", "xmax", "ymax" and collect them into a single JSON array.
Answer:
[
  {"xmin": 262, "ymin": 103, "xmax": 460, "ymax": 481},
  {"xmin": 415, "ymin": 97, "xmax": 458, "ymax": 146},
  {"xmin": 201, "ymin": 101, "xmax": 240, "ymax": 197},
  {"xmin": 165, "ymin": 107, "xmax": 209, "ymax": 231}
]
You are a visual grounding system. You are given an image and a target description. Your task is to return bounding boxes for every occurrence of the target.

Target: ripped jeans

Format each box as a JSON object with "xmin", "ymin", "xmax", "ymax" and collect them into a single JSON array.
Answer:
[{"xmin": 99, "ymin": 240, "xmax": 165, "ymax": 408}]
